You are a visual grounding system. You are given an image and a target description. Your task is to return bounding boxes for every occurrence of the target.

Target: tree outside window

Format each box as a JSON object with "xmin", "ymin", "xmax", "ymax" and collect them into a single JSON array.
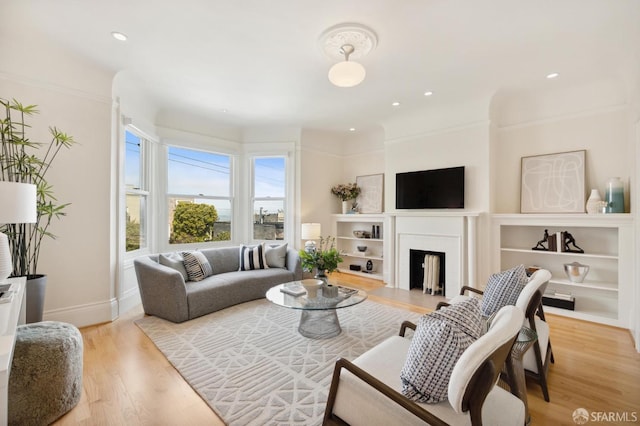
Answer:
[{"xmin": 167, "ymin": 146, "xmax": 232, "ymax": 243}]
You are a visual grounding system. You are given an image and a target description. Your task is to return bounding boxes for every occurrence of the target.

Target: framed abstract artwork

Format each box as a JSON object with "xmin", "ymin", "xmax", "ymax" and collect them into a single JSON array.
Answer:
[
  {"xmin": 520, "ymin": 150, "xmax": 586, "ymax": 213},
  {"xmin": 356, "ymin": 173, "xmax": 384, "ymax": 213}
]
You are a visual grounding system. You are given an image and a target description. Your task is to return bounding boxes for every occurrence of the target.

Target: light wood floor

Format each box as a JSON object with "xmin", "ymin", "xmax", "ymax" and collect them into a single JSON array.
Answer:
[{"xmin": 53, "ymin": 273, "xmax": 640, "ymax": 425}]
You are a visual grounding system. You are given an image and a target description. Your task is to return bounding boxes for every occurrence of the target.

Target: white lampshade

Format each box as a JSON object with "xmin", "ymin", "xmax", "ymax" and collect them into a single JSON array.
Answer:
[
  {"xmin": 301, "ymin": 223, "xmax": 321, "ymax": 240},
  {"xmin": 0, "ymin": 182, "xmax": 38, "ymax": 224},
  {"xmin": 0, "ymin": 233, "xmax": 11, "ymax": 280},
  {"xmin": 0, "ymin": 182, "xmax": 37, "ymax": 281},
  {"xmin": 328, "ymin": 61, "xmax": 366, "ymax": 88}
]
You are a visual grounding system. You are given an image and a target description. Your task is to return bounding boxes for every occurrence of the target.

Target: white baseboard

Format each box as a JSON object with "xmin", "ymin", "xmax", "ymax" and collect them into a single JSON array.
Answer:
[
  {"xmin": 119, "ymin": 287, "xmax": 142, "ymax": 316},
  {"xmin": 43, "ymin": 287, "xmax": 142, "ymax": 328},
  {"xmin": 44, "ymin": 298, "xmax": 119, "ymax": 328}
]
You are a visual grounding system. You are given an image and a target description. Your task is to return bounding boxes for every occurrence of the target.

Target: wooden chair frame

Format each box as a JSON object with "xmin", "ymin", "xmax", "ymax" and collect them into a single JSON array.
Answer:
[
  {"xmin": 439, "ymin": 282, "xmax": 554, "ymax": 401},
  {"xmin": 323, "ymin": 321, "xmax": 519, "ymax": 426}
]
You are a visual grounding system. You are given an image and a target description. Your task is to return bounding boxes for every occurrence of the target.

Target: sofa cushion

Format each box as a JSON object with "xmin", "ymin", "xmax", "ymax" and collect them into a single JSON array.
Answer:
[
  {"xmin": 481, "ymin": 264, "xmax": 527, "ymax": 317},
  {"xmin": 239, "ymin": 243, "xmax": 268, "ymax": 271},
  {"xmin": 182, "ymin": 251, "xmax": 213, "ymax": 282},
  {"xmin": 158, "ymin": 253, "xmax": 189, "ymax": 281},
  {"xmin": 265, "ymin": 243, "xmax": 288, "ymax": 268},
  {"xmin": 400, "ymin": 298, "xmax": 482, "ymax": 403}
]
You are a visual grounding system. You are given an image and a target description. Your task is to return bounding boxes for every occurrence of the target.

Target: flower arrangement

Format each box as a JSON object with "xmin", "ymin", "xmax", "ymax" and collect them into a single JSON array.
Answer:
[
  {"xmin": 331, "ymin": 182, "xmax": 360, "ymax": 201},
  {"xmin": 299, "ymin": 236, "xmax": 343, "ymax": 275}
]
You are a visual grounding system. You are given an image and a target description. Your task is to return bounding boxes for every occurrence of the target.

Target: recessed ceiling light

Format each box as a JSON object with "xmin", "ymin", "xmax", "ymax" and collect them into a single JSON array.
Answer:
[
  {"xmin": 221, "ymin": 108, "xmax": 228, "ymax": 113},
  {"xmin": 349, "ymin": 127, "xmax": 356, "ymax": 132},
  {"xmin": 111, "ymin": 31, "xmax": 128, "ymax": 41},
  {"xmin": 546, "ymin": 72, "xmax": 559, "ymax": 79},
  {"xmin": 424, "ymin": 91, "xmax": 434, "ymax": 96},
  {"xmin": 391, "ymin": 101, "xmax": 400, "ymax": 107}
]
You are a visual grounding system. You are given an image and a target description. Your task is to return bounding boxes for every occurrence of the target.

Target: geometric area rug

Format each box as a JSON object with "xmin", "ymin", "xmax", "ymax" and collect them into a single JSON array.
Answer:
[{"xmin": 135, "ymin": 298, "xmax": 422, "ymax": 426}]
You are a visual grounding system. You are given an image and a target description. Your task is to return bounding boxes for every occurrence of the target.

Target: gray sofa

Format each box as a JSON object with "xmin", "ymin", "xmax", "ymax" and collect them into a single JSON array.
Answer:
[{"xmin": 133, "ymin": 245, "xmax": 302, "ymax": 323}]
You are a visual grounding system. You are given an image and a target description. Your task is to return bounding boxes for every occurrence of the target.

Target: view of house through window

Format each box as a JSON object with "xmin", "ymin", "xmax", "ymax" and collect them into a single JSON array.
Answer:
[
  {"xmin": 125, "ymin": 130, "xmax": 148, "ymax": 252},
  {"xmin": 253, "ymin": 156, "xmax": 286, "ymax": 240},
  {"xmin": 167, "ymin": 146, "xmax": 232, "ymax": 243}
]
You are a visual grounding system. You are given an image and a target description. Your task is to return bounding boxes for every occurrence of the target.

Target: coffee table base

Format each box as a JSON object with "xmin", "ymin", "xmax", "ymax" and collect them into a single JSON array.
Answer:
[{"xmin": 298, "ymin": 310, "xmax": 342, "ymax": 339}]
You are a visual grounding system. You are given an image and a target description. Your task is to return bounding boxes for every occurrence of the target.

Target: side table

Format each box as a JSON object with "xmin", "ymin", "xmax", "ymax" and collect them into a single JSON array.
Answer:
[{"xmin": 501, "ymin": 326, "xmax": 537, "ymax": 425}]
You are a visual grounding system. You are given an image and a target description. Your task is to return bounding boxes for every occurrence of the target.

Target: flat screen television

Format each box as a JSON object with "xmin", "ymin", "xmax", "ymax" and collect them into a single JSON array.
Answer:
[{"xmin": 396, "ymin": 166, "xmax": 465, "ymax": 209}]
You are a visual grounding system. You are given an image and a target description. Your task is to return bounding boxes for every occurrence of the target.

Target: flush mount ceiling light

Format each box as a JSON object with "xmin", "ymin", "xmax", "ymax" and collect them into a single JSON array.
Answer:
[
  {"xmin": 319, "ymin": 23, "xmax": 377, "ymax": 88},
  {"xmin": 111, "ymin": 31, "xmax": 128, "ymax": 41}
]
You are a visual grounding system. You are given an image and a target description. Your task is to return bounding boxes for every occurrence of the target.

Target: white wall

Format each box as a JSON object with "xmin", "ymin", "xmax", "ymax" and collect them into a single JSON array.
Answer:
[
  {"xmin": 491, "ymin": 80, "xmax": 633, "ymax": 214},
  {"xmin": 0, "ymin": 43, "xmax": 116, "ymax": 326},
  {"xmin": 299, "ymin": 129, "xmax": 345, "ymax": 246}
]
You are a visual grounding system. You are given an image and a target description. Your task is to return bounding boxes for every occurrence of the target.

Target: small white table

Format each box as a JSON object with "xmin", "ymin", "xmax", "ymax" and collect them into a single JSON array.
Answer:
[{"xmin": 0, "ymin": 277, "xmax": 26, "ymax": 426}]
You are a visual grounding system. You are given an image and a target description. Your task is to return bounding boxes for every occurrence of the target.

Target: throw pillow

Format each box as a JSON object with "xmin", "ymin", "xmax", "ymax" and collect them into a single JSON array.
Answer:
[
  {"xmin": 265, "ymin": 243, "xmax": 288, "ymax": 269},
  {"xmin": 480, "ymin": 264, "xmax": 528, "ymax": 317},
  {"xmin": 431, "ymin": 297, "xmax": 483, "ymax": 339},
  {"xmin": 400, "ymin": 299, "xmax": 482, "ymax": 403},
  {"xmin": 182, "ymin": 251, "xmax": 213, "ymax": 282},
  {"xmin": 159, "ymin": 253, "xmax": 189, "ymax": 281},
  {"xmin": 239, "ymin": 243, "xmax": 268, "ymax": 271}
]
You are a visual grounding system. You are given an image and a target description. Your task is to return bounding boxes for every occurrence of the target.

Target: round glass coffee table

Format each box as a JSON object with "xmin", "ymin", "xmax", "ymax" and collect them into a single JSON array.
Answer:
[{"xmin": 266, "ymin": 282, "xmax": 367, "ymax": 339}]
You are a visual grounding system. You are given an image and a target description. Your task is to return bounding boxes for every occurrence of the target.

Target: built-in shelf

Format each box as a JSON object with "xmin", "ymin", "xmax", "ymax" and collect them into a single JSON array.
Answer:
[
  {"xmin": 332, "ymin": 214, "xmax": 385, "ymax": 281},
  {"xmin": 491, "ymin": 213, "xmax": 633, "ymax": 328}
]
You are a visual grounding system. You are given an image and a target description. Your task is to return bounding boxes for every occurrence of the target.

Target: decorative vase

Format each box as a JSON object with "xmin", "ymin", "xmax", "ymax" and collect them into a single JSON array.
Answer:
[
  {"xmin": 301, "ymin": 279, "xmax": 323, "ymax": 299},
  {"xmin": 322, "ymin": 283, "xmax": 339, "ymax": 298},
  {"xmin": 564, "ymin": 262, "xmax": 589, "ymax": 283},
  {"xmin": 341, "ymin": 200, "xmax": 349, "ymax": 214},
  {"xmin": 585, "ymin": 189, "xmax": 602, "ymax": 214},
  {"xmin": 605, "ymin": 177, "xmax": 624, "ymax": 213}
]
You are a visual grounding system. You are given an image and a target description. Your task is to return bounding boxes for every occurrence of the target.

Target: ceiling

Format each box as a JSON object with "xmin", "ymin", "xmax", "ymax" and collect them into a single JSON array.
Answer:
[{"xmin": 4, "ymin": 0, "xmax": 639, "ymax": 134}]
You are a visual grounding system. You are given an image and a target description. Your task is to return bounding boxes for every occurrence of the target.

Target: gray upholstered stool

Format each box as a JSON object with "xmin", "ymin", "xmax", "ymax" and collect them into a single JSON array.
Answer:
[{"xmin": 8, "ymin": 321, "xmax": 83, "ymax": 425}]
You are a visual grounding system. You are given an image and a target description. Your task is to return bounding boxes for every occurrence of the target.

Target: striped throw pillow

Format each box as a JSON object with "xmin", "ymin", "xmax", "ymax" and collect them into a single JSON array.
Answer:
[
  {"xmin": 239, "ymin": 243, "xmax": 269, "ymax": 271},
  {"xmin": 182, "ymin": 251, "xmax": 213, "ymax": 282}
]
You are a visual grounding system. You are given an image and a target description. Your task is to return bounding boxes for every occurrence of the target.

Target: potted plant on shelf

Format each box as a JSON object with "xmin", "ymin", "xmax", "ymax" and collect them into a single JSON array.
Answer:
[
  {"xmin": 331, "ymin": 182, "xmax": 360, "ymax": 214},
  {"xmin": 298, "ymin": 236, "xmax": 343, "ymax": 284},
  {"xmin": 0, "ymin": 98, "xmax": 76, "ymax": 322}
]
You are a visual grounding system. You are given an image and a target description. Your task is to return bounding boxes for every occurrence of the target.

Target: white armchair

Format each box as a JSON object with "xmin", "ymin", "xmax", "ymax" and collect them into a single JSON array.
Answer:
[
  {"xmin": 448, "ymin": 268, "xmax": 554, "ymax": 401},
  {"xmin": 323, "ymin": 305, "xmax": 526, "ymax": 426}
]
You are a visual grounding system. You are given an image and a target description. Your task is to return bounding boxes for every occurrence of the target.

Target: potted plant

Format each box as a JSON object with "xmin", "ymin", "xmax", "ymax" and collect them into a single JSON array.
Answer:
[
  {"xmin": 0, "ymin": 98, "xmax": 76, "ymax": 322},
  {"xmin": 298, "ymin": 236, "xmax": 343, "ymax": 283},
  {"xmin": 331, "ymin": 183, "xmax": 360, "ymax": 214}
]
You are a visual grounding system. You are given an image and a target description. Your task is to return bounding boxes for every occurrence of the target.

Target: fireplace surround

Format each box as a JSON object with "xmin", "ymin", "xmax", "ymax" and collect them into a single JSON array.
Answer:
[{"xmin": 388, "ymin": 213, "xmax": 478, "ymax": 298}]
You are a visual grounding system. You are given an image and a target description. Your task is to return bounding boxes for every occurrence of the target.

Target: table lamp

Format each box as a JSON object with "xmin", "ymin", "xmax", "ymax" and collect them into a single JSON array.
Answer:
[
  {"xmin": 0, "ymin": 182, "xmax": 37, "ymax": 281},
  {"xmin": 301, "ymin": 223, "xmax": 321, "ymax": 252}
]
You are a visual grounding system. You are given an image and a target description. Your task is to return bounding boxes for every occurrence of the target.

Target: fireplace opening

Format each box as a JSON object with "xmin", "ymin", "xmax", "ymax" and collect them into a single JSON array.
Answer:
[{"xmin": 410, "ymin": 249, "xmax": 445, "ymax": 295}]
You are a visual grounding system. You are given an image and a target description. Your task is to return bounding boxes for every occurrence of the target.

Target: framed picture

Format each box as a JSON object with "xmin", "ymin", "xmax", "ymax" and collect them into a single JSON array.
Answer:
[
  {"xmin": 520, "ymin": 150, "xmax": 586, "ymax": 213},
  {"xmin": 356, "ymin": 174, "xmax": 384, "ymax": 213}
]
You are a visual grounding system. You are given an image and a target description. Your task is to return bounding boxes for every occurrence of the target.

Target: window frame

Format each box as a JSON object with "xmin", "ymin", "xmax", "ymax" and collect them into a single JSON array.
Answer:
[
  {"xmin": 124, "ymin": 128, "xmax": 150, "ymax": 255},
  {"xmin": 165, "ymin": 144, "xmax": 235, "ymax": 248},
  {"xmin": 250, "ymin": 154, "xmax": 289, "ymax": 243}
]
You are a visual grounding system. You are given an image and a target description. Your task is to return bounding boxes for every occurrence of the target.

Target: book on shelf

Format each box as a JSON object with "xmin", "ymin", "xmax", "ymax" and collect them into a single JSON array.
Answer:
[
  {"xmin": 545, "ymin": 290, "xmax": 574, "ymax": 301},
  {"xmin": 280, "ymin": 284, "xmax": 306, "ymax": 297}
]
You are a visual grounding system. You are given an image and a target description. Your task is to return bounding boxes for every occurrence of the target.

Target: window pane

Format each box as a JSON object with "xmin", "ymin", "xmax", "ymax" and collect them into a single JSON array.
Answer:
[
  {"xmin": 126, "ymin": 194, "xmax": 147, "ymax": 251},
  {"xmin": 253, "ymin": 199, "xmax": 284, "ymax": 240},
  {"xmin": 125, "ymin": 131, "xmax": 141, "ymax": 189},
  {"xmin": 254, "ymin": 157, "xmax": 285, "ymax": 198},
  {"xmin": 168, "ymin": 147, "xmax": 231, "ymax": 196},
  {"xmin": 168, "ymin": 197, "xmax": 231, "ymax": 243}
]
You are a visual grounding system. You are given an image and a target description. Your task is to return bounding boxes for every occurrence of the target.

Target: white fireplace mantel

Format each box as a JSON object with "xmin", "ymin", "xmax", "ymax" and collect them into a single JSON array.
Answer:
[{"xmin": 385, "ymin": 212, "xmax": 479, "ymax": 298}]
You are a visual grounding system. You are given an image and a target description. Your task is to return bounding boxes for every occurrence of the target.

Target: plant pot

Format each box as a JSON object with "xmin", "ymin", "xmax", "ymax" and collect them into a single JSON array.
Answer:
[{"xmin": 26, "ymin": 274, "xmax": 47, "ymax": 323}]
